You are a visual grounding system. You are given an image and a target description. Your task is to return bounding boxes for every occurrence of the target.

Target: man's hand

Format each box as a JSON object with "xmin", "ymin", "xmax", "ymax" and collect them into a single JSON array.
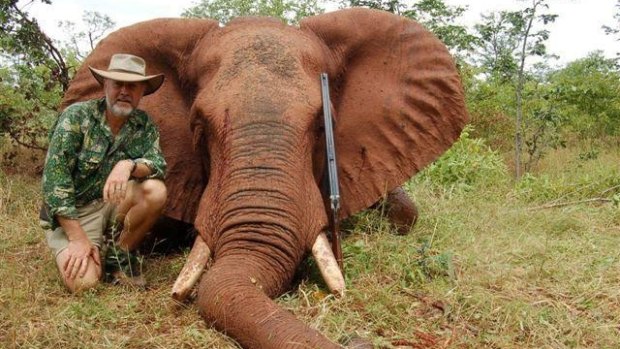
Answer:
[
  {"xmin": 63, "ymin": 237, "xmax": 101, "ymax": 280},
  {"xmin": 103, "ymin": 160, "xmax": 134, "ymax": 204}
]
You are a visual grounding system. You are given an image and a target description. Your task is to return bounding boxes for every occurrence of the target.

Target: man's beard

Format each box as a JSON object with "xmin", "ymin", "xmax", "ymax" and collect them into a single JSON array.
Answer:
[{"xmin": 106, "ymin": 98, "xmax": 134, "ymax": 117}]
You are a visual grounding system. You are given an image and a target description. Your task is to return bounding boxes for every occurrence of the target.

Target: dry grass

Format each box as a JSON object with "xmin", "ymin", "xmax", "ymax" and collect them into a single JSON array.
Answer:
[
  {"xmin": 0, "ymin": 172, "xmax": 238, "ymax": 348},
  {"xmin": 1, "ymin": 144, "xmax": 619, "ymax": 348}
]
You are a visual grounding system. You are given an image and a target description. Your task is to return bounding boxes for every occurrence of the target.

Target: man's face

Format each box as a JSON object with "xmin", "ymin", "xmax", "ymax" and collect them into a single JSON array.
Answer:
[{"xmin": 104, "ymin": 79, "xmax": 147, "ymax": 117}]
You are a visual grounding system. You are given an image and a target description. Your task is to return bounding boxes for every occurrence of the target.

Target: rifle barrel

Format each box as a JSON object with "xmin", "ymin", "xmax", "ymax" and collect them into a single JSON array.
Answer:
[{"xmin": 321, "ymin": 73, "xmax": 344, "ymax": 271}]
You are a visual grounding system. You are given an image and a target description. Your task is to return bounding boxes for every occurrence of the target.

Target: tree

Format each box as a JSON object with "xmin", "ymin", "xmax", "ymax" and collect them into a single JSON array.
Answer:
[
  {"xmin": 603, "ymin": 0, "xmax": 619, "ymax": 37},
  {"xmin": 343, "ymin": 0, "xmax": 476, "ymax": 54},
  {"xmin": 0, "ymin": 0, "xmax": 68, "ymax": 150},
  {"xmin": 548, "ymin": 52, "xmax": 620, "ymax": 140},
  {"xmin": 520, "ymin": 79, "xmax": 565, "ymax": 172},
  {"xmin": 402, "ymin": 0, "xmax": 477, "ymax": 53},
  {"xmin": 473, "ymin": 12, "xmax": 521, "ymax": 82},
  {"xmin": 472, "ymin": 0, "xmax": 557, "ymax": 178},
  {"xmin": 0, "ymin": 63, "xmax": 62, "ymax": 151},
  {"xmin": 0, "ymin": 0, "xmax": 70, "ymax": 90},
  {"xmin": 603, "ymin": 0, "xmax": 620, "ymax": 57},
  {"xmin": 345, "ymin": 0, "xmax": 403, "ymax": 13},
  {"xmin": 0, "ymin": 1, "xmax": 114, "ymax": 151},
  {"xmin": 58, "ymin": 11, "xmax": 115, "ymax": 60},
  {"xmin": 182, "ymin": 0, "xmax": 324, "ymax": 24}
]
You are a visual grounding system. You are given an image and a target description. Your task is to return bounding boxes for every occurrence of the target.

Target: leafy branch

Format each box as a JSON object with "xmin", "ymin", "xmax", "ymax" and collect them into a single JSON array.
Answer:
[{"xmin": 0, "ymin": 0, "xmax": 70, "ymax": 91}]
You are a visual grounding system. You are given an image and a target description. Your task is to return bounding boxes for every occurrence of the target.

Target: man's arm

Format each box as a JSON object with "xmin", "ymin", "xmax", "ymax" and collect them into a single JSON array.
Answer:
[
  {"xmin": 42, "ymin": 108, "xmax": 82, "ymax": 226},
  {"xmin": 103, "ymin": 121, "xmax": 166, "ymax": 204},
  {"xmin": 43, "ymin": 107, "xmax": 99, "ymax": 280},
  {"xmin": 131, "ymin": 160, "xmax": 152, "ymax": 179},
  {"xmin": 132, "ymin": 122, "xmax": 167, "ymax": 180},
  {"xmin": 56, "ymin": 216, "xmax": 101, "ymax": 280},
  {"xmin": 132, "ymin": 122, "xmax": 166, "ymax": 180}
]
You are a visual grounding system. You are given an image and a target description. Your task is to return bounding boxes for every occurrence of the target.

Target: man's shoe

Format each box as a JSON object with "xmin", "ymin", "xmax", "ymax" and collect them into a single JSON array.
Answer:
[
  {"xmin": 104, "ymin": 245, "xmax": 146, "ymax": 287},
  {"xmin": 110, "ymin": 269, "xmax": 147, "ymax": 288}
]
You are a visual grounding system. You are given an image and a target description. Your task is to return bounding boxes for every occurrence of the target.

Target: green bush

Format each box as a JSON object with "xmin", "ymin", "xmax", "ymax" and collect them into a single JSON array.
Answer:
[
  {"xmin": 0, "ymin": 64, "xmax": 60, "ymax": 152},
  {"xmin": 414, "ymin": 126, "xmax": 508, "ymax": 192}
]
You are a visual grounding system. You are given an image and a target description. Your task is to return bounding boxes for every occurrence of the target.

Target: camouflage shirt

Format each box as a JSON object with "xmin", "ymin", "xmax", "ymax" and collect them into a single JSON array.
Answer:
[{"xmin": 42, "ymin": 98, "xmax": 166, "ymax": 228}]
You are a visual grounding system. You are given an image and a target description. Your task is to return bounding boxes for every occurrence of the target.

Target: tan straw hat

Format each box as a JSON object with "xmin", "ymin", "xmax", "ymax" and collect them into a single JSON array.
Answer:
[{"xmin": 89, "ymin": 53, "xmax": 164, "ymax": 95}]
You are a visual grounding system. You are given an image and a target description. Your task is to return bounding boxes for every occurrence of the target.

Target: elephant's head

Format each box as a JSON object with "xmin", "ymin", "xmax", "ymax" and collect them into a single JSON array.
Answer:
[{"xmin": 62, "ymin": 8, "xmax": 468, "ymax": 349}]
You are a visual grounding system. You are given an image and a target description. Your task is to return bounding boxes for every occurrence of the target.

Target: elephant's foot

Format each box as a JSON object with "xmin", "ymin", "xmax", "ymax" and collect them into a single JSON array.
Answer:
[{"xmin": 384, "ymin": 186, "xmax": 419, "ymax": 235}]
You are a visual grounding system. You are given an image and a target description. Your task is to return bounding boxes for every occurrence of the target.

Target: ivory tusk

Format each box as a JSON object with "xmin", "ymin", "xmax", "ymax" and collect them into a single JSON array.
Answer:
[
  {"xmin": 312, "ymin": 232, "xmax": 345, "ymax": 297},
  {"xmin": 171, "ymin": 235, "xmax": 211, "ymax": 301}
]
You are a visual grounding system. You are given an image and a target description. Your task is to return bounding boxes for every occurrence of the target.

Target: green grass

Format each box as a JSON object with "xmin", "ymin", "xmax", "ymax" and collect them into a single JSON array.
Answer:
[{"xmin": 1, "ymin": 143, "xmax": 619, "ymax": 348}]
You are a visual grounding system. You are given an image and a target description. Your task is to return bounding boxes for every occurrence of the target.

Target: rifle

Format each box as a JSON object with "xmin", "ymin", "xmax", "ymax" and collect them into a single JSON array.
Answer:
[{"xmin": 320, "ymin": 73, "xmax": 344, "ymax": 271}]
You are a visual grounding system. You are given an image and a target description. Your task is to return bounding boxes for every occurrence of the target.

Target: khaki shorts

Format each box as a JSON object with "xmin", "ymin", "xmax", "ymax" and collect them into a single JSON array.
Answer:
[{"xmin": 45, "ymin": 200, "xmax": 119, "ymax": 257}]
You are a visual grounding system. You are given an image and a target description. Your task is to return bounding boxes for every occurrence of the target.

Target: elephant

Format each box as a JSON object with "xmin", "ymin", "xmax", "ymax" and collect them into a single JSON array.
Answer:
[{"xmin": 61, "ymin": 8, "xmax": 468, "ymax": 349}]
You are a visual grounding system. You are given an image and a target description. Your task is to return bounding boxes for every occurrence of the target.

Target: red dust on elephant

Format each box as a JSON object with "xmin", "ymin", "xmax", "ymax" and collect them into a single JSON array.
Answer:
[{"xmin": 62, "ymin": 8, "xmax": 468, "ymax": 349}]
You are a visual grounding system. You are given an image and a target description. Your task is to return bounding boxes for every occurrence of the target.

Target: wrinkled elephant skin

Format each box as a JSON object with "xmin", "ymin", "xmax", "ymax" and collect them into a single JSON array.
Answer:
[{"xmin": 62, "ymin": 8, "xmax": 468, "ymax": 349}]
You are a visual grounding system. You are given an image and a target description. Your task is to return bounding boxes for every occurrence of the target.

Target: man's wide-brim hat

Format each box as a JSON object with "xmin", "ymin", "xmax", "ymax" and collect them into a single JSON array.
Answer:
[{"xmin": 89, "ymin": 53, "xmax": 164, "ymax": 95}]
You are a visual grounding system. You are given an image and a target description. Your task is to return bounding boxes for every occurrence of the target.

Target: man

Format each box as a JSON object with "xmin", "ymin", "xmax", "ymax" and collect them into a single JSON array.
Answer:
[{"xmin": 41, "ymin": 53, "xmax": 167, "ymax": 293}]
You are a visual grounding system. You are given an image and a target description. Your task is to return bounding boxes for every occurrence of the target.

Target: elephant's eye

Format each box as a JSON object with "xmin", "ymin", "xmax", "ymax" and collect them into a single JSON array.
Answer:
[{"xmin": 189, "ymin": 104, "xmax": 213, "ymax": 138}]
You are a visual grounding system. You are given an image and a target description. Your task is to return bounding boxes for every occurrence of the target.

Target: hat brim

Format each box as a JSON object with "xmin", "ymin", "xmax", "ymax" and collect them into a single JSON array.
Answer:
[{"xmin": 89, "ymin": 67, "xmax": 164, "ymax": 95}]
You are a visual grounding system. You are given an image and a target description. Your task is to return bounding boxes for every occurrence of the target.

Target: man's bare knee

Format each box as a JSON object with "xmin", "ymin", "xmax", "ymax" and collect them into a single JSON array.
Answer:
[
  {"xmin": 68, "ymin": 274, "xmax": 100, "ymax": 293},
  {"xmin": 61, "ymin": 264, "xmax": 101, "ymax": 293},
  {"xmin": 140, "ymin": 179, "xmax": 167, "ymax": 209},
  {"xmin": 57, "ymin": 251, "xmax": 101, "ymax": 293}
]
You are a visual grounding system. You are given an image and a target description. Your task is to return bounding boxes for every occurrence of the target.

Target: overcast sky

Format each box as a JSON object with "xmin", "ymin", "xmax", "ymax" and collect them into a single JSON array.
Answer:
[{"xmin": 21, "ymin": 0, "xmax": 619, "ymax": 66}]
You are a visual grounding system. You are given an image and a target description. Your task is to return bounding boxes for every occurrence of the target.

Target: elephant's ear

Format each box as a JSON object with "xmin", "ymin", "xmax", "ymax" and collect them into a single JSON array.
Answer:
[
  {"xmin": 301, "ymin": 8, "xmax": 468, "ymax": 218},
  {"xmin": 63, "ymin": 18, "xmax": 220, "ymax": 223}
]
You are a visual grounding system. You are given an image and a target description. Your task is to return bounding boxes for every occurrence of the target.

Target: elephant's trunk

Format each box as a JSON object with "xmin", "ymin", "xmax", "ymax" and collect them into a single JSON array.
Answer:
[
  {"xmin": 193, "ymin": 112, "xmax": 340, "ymax": 347},
  {"xmin": 197, "ymin": 257, "xmax": 341, "ymax": 349}
]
